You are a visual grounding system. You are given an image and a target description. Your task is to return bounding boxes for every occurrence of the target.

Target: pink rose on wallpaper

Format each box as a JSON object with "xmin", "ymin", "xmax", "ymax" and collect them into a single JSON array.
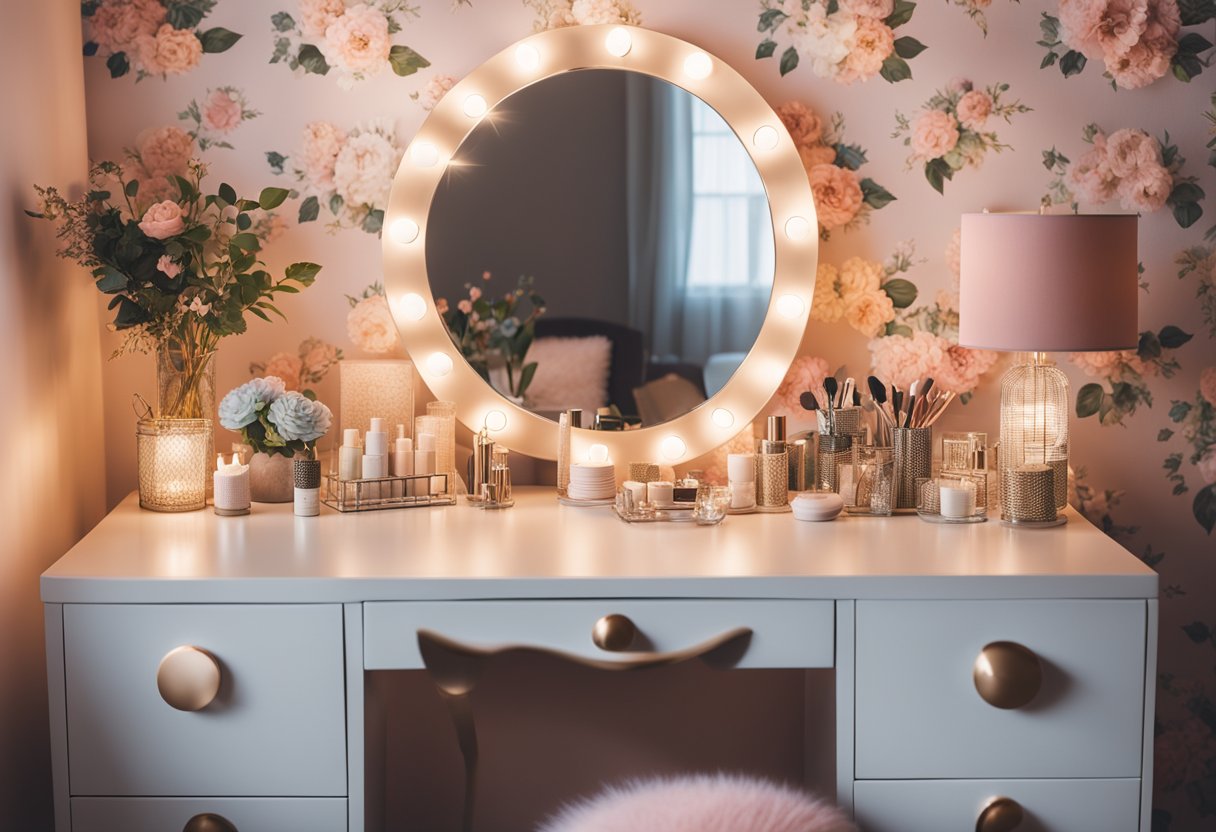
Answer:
[
  {"xmin": 300, "ymin": 338, "xmax": 340, "ymax": 381},
  {"xmin": 910, "ymin": 110, "xmax": 960, "ymax": 159},
  {"xmin": 156, "ymin": 255, "xmax": 181, "ymax": 278},
  {"xmin": 838, "ymin": 256, "xmax": 884, "ymax": 296},
  {"xmin": 89, "ymin": 0, "xmax": 166, "ymax": 55},
  {"xmin": 1069, "ymin": 140, "xmax": 1120, "ymax": 203},
  {"xmin": 842, "ymin": 0, "xmax": 895, "ymax": 17},
  {"xmin": 568, "ymin": 0, "xmax": 643, "ymax": 25},
  {"xmin": 1200, "ymin": 367, "xmax": 1216, "ymax": 407},
  {"xmin": 333, "ymin": 130, "xmax": 396, "ymax": 209},
  {"xmin": 955, "ymin": 90, "xmax": 993, "ymax": 129},
  {"xmin": 136, "ymin": 24, "xmax": 203, "ymax": 76},
  {"xmin": 809, "ymin": 164, "xmax": 863, "ymax": 230},
  {"xmin": 201, "ymin": 89, "xmax": 243, "ymax": 134},
  {"xmin": 419, "ymin": 74, "xmax": 457, "ymax": 110},
  {"xmin": 1105, "ymin": 128, "xmax": 1162, "ymax": 177},
  {"xmin": 868, "ymin": 330, "xmax": 947, "ymax": 389},
  {"xmin": 845, "ymin": 290, "xmax": 896, "ymax": 338},
  {"xmin": 838, "ymin": 17, "xmax": 895, "ymax": 84},
  {"xmin": 1059, "ymin": 0, "xmax": 1149, "ymax": 60},
  {"xmin": 799, "ymin": 144, "xmax": 838, "ymax": 169},
  {"xmin": 323, "ymin": 3, "xmax": 392, "ymax": 75},
  {"xmin": 1069, "ymin": 349, "xmax": 1126, "ymax": 378},
  {"xmin": 138, "ymin": 200, "xmax": 185, "ymax": 239},
  {"xmin": 776, "ymin": 101, "xmax": 825, "ymax": 147},
  {"xmin": 945, "ymin": 227, "xmax": 962, "ymax": 280},
  {"xmin": 933, "ymin": 344, "xmax": 999, "ymax": 394},
  {"xmin": 262, "ymin": 353, "xmax": 304, "ymax": 391},
  {"xmin": 136, "ymin": 126, "xmax": 194, "ymax": 178},
  {"xmin": 347, "ymin": 294, "xmax": 401, "ymax": 354},
  {"xmin": 1198, "ymin": 448, "xmax": 1216, "ymax": 485},
  {"xmin": 773, "ymin": 355, "xmax": 831, "ymax": 417},
  {"xmin": 1117, "ymin": 162, "xmax": 1172, "ymax": 211},
  {"xmin": 299, "ymin": 121, "xmax": 347, "ymax": 189},
  {"xmin": 811, "ymin": 264, "xmax": 846, "ymax": 323},
  {"xmin": 299, "ymin": 0, "xmax": 347, "ymax": 41}
]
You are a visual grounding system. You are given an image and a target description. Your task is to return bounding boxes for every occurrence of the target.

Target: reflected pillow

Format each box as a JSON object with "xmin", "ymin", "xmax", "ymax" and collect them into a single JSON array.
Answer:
[
  {"xmin": 524, "ymin": 335, "xmax": 612, "ymax": 413},
  {"xmin": 633, "ymin": 373, "xmax": 707, "ymax": 426}
]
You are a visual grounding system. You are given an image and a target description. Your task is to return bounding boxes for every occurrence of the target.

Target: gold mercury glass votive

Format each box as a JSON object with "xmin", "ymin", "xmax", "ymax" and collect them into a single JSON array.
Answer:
[{"xmin": 137, "ymin": 419, "xmax": 210, "ymax": 512}]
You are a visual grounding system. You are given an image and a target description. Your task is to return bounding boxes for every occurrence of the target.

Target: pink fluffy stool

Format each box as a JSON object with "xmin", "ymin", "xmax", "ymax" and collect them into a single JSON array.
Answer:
[{"xmin": 538, "ymin": 773, "xmax": 857, "ymax": 832}]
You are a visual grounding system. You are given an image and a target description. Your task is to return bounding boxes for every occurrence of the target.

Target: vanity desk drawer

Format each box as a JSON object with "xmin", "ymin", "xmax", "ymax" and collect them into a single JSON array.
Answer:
[
  {"xmin": 71, "ymin": 797, "xmax": 348, "ymax": 832},
  {"xmin": 854, "ymin": 778, "xmax": 1140, "ymax": 832},
  {"xmin": 63, "ymin": 604, "xmax": 347, "ymax": 797},
  {"xmin": 364, "ymin": 599, "xmax": 835, "ymax": 669},
  {"xmin": 854, "ymin": 600, "xmax": 1147, "ymax": 779}
]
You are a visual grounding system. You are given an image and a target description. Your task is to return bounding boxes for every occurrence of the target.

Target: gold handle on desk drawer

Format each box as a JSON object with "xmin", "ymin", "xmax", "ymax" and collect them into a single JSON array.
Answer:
[
  {"xmin": 183, "ymin": 813, "xmax": 237, "ymax": 832},
  {"xmin": 976, "ymin": 797, "xmax": 1023, "ymax": 832},
  {"xmin": 592, "ymin": 613, "xmax": 637, "ymax": 652},
  {"xmin": 973, "ymin": 641, "xmax": 1042, "ymax": 710},
  {"xmin": 157, "ymin": 645, "xmax": 221, "ymax": 711}
]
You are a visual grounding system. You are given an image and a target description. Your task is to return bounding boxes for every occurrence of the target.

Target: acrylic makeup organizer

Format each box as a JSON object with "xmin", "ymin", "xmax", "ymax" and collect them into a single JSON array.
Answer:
[{"xmin": 322, "ymin": 470, "xmax": 455, "ymax": 513}]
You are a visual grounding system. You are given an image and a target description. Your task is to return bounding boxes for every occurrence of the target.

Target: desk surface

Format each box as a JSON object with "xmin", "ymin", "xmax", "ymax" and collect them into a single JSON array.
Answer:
[
  {"xmin": 41, "ymin": 487, "xmax": 1157, "ymax": 603},
  {"xmin": 40, "ymin": 484, "xmax": 1157, "ymax": 600}
]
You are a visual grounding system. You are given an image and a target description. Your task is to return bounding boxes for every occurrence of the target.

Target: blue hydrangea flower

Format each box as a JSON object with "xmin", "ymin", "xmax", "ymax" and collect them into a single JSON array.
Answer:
[
  {"xmin": 268, "ymin": 392, "xmax": 333, "ymax": 442},
  {"xmin": 217, "ymin": 376, "xmax": 287, "ymax": 430}
]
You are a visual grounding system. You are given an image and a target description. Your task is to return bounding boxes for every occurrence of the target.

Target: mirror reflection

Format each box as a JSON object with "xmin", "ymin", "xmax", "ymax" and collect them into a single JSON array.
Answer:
[{"xmin": 427, "ymin": 69, "xmax": 775, "ymax": 427}]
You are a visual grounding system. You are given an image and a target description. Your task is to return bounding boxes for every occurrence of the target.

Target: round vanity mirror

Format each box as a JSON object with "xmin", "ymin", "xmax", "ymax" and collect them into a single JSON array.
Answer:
[{"xmin": 383, "ymin": 25, "xmax": 817, "ymax": 463}]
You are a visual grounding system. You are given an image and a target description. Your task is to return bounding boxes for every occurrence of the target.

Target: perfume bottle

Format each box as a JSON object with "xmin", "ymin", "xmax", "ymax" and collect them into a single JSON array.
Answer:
[{"xmin": 940, "ymin": 431, "xmax": 989, "ymax": 510}]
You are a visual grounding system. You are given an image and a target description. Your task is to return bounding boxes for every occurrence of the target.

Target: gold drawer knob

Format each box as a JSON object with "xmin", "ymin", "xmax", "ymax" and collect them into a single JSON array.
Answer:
[
  {"xmin": 976, "ymin": 797, "xmax": 1023, "ymax": 832},
  {"xmin": 183, "ymin": 813, "xmax": 237, "ymax": 832},
  {"xmin": 973, "ymin": 641, "xmax": 1042, "ymax": 710},
  {"xmin": 157, "ymin": 646, "xmax": 221, "ymax": 712},
  {"xmin": 592, "ymin": 614, "xmax": 637, "ymax": 652}
]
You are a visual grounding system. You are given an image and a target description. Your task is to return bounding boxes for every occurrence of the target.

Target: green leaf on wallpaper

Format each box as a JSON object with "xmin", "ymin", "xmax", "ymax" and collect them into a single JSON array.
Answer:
[
  {"xmin": 298, "ymin": 195, "xmax": 319, "ymax": 223},
  {"xmin": 826, "ymin": 0, "xmax": 840, "ymax": 14},
  {"xmin": 124, "ymin": 179, "xmax": 139, "ymax": 198},
  {"xmin": 106, "ymin": 51, "xmax": 129, "ymax": 78},
  {"xmin": 298, "ymin": 44, "xmax": 330, "ymax": 75},
  {"xmin": 1138, "ymin": 330, "xmax": 1162, "ymax": 359},
  {"xmin": 1040, "ymin": 52, "xmax": 1058, "ymax": 69},
  {"xmin": 757, "ymin": 9, "xmax": 788, "ymax": 32},
  {"xmin": 1181, "ymin": 621, "xmax": 1212, "ymax": 643},
  {"xmin": 885, "ymin": 0, "xmax": 916, "ymax": 28},
  {"xmin": 1171, "ymin": 53, "xmax": 1203, "ymax": 82},
  {"xmin": 1171, "ymin": 198, "xmax": 1203, "ymax": 228},
  {"xmin": 83, "ymin": 41, "xmax": 98, "ymax": 57},
  {"xmin": 835, "ymin": 144, "xmax": 868, "ymax": 170},
  {"xmin": 924, "ymin": 158, "xmax": 952, "ymax": 194},
  {"xmin": 236, "ymin": 213, "xmax": 251, "ymax": 231},
  {"xmin": 893, "ymin": 37, "xmax": 926, "ymax": 60},
  {"xmin": 266, "ymin": 151, "xmax": 287, "ymax": 175},
  {"xmin": 860, "ymin": 178, "xmax": 896, "ymax": 208},
  {"xmin": 329, "ymin": 193, "xmax": 344, "ymax": 214},
  {"xmin": 199, "ymin": 28, "xmax": 241, "ymax": 54},
  {"xmin": 1178, "ymin": 0, "xmax": 1215, "ymax": 25},
  {"xmin": 258, "ymin": 187, "xmax": 289, "ymax": 210},
  {"xmin": 1194, "ymin": 484, "xmax": 1216, "ymax": 534},
  {"xmin": 879, "ymin": 55, "xmax": 912, "ymax": 83},
  {"xmin": 1158, "ymin": 428, "xmax": 1174, "ymax": 442},
  {"xmin": 755, "ymin": 39, "xmax": 777, "ymax": 60},
  {"xmin": 389, "ymin": 46, "xmax": 430, "ymax": 77},
  {"xmin": 362, "ymin": 209, "xmax": 385, "ymax": 234},
  {"xmin": 1076, "ymin": 383, "xmax": 1104, "ymax": 418},
  {"xmin": 1164, "ymin": 453, "xmax": 1182, "ymax": 473},
  {"xmin": 1158, "ymin": 325, "xmax": 1193, "ymax": 349},
  {"xmin": 217, "ymin": 182, "xmax": 237, "ymax": 206},
  {"xmin": 1059, "ymin": 50, "xmax": 1087, "ymax": 77},
  {"xmin": 166, "ymin": 1, "xmax": 208, "ymax": 30},
  {"xmin": 1177, "ymin": 33, "xmax": 1214, "ymax": 55},
  {"xmin": 779, "ymin": 46, "xmax": 799, "ymax": 76},
  {"xmin": 285, "ymin": 262, "xmax": 321, "ymax": 285},
  {"xmin": 882, "ymin": 278, "xmax": 917, "ymax": 309},
  {"xmin": 81, "ymin": 1, "xmax": 100, "ymax": 17},
  {"xmin": 1169, "ymin": 401, "xmax": 1193, "ymax": 423},
  {"xmin": 271, "ymin": 12, "xmax": 296, "ymax": 33}
]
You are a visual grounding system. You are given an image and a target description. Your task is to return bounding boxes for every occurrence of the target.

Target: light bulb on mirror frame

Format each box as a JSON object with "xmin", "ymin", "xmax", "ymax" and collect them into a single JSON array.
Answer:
[
  {"xmin": 711, "ymin": 408, "xmax": 735, "ymax": 429},
  {"xmin": 389, "ymin": 218, "xmax": 419, "ymax": 244},
  {"xmin": 604, "ymin": 27, "xmax": 632, "ymax": 57},
  {"xmin": 463, "ymin": 94, "xmax": 488, "ymax": 118},
  {"xmin": 395, "ymin": 292, "xmax": 428, "ymax": 322},
  {"xmin": 427, "ymin": 352, "xmax": 454, "ymax": 376},
  {"xmin": 515, "ymin": 43, "xmax": 540, "ymax": 71},
  {"xmin": 660, "ymin": 435, "xmax": 686, "ymax": 461},
  {"xmin": 752, "ymin": 125, "xmax": 779, "ymax": 151},
  {"xmin": 410, "ymin": 142, "xmax": 440, "ymax": 168},
  {"xmin": 485, "ymin": 410, "xmax": 508, "ymax": 432},
  {"xmin": 784, "ymin": 215, "xmax": 811, "ymax": 241},
  {"xmin": 683, "ymin": 52, "xmax": 712, "ymax": 80},
  {"xmin": 776, "ymin": 294, "xmax": 805, "ymax": 319}
]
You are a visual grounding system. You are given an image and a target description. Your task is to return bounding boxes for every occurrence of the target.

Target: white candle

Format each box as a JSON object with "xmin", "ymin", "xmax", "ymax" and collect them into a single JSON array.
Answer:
[
  {"xmin": 729, "ymin": 480, "xmax": 756, "ymax": 509},
  {"xmin": 647, "ymin": 480, "xmax": 674, "ymax": 507},
  {"xmin": 727, "ymin": 453, "xmax": 755, "ymax": 483},
  {"xmin": 623, "ymin": 480, "xmax": 646, "ymax": 506},
  {"xmin": 213, "ymin": 453, "xmax": 250, "ymax": 516},
  {"xmin": 940, "ymin": 481, "xmax": 976, "ymax": 519}
]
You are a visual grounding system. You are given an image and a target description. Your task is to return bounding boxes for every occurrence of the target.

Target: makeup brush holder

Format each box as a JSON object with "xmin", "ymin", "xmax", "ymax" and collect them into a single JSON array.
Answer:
[
  {"xmin": 818, "ymin": 407, "xmax": 862, "ymax": 437},
  {"xmin": 845, "ymin": 446, "xmax": 895, "ymax": 516},
  {"xmin": 893, "ymin": 427, "xmax": 932, "ymax": 510},
  {"xmin": 816, "ymin": 434, "xmax": 852, "ymax": 493}
]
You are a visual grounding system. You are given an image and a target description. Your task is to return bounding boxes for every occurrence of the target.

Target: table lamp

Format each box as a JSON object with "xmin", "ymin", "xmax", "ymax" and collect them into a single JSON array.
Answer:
[{"xmin": 959, "ymin": 212, "xmax": 1138, "ymax": 526}]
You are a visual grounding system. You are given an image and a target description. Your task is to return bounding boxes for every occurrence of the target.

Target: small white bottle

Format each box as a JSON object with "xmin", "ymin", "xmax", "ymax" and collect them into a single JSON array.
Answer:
[
  {"xmin": 393, "ymin": 425, "xmax": 414, "ymax": 497},
  {"xmin": 338, "ymin": 429, "xmax": 362, "ymax": 481},
  {"xmin": 293, "ymin": 459, "xmax": 321, "ymax": 517},
  {"xmin": 362, "ymin": 418, "xmax": 389, "ymax": 498},
  {"xmin": 415, "ymin": 433, "xmax": 436, "ymax": 496}
]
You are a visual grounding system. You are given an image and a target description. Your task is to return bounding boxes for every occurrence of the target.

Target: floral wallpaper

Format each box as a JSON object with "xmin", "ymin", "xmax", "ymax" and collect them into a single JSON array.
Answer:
[{"xmin": 78, "ymin": 0, "xmax": 1214, "ymax": 826}]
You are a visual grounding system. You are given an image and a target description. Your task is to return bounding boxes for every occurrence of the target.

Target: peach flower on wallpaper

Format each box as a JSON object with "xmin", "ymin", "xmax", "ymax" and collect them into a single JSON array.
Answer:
[
  {"xmin": 415, "ymin": 74, "xmax": 456, "ymax": 111},
  {"xmin": 1160, "ymin": 373, "xmax": 1216, "ymax": 532},
  {"xmin": 756, "ymin": 0, "xmax": 926, "ymax": 85},
  {"xmin": 346, "ymin": 285, "xmax": 402, "ymax": 354},
  {"xmin": 776, "ymin": 102, "xmax": 895, "ymax": 238},
  {"xmin": 83, "ymin": 0, "xmax": 241, "ymax": 81},
  {"xmin": 525, "ymin": 0, "xmax": 643, "ymax": 30},
  {"xmin": 812, "ymin": 247, "xmax": 916, "ymax": 338},
  {"xmin": 1176, "ymin": 245, "xmax": 1216, "ymax": 338},
  {"xmin": 251, "ymin": 337, "xmax": 343, "ymax": 396},
  {"xmin": 1040, "ymin": 0, "xmax": 1203, "ymax": 89},
  {"xmin": 1044, "ymin": 123, "xmax": 1206, "ymax": 228},
  {"xmin": 893, "ymin": 78, "xmax": 1029, "ymax": 194},
  {"xmin": 176, "ymin": 87, "xmax": 258, "ymax": 152},
  {"xmin": 269, "ymin": 1, "xmax": 430, "ymax": 89}
]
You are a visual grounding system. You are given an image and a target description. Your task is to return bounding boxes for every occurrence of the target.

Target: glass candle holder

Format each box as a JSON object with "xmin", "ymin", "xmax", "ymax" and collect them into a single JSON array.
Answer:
[
  {"xmin": 694, "ymin": 485, "xmax": 731, "ymax": 524},
  {"xmin": 426, "ymin": 400, "xmax": 458, "ymax": 495},
  {"xmin": 137, "ymin": 419, "xmax": 210, "ymax": 512}
]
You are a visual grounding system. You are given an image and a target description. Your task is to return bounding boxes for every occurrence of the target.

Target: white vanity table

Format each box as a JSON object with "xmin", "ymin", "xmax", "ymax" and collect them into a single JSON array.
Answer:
[{"xmin": 42, "ymin": 487, "xmax": 1157, "ymax": 832}]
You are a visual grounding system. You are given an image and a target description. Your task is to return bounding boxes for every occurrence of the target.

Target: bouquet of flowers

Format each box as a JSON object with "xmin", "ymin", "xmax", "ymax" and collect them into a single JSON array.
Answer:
[
  {"xmin": 219, "ymin": 376, "xmax": 333, "ymax": 458},
  {"xmin": 29, "ymin": 158, "xmax": 321, "ymax": 418},
  {"xmin": 437, "ymin": 272, "xmax": 546, "ymax": 401},
  {"xmin": 83, "ymin": 0, "xmax": 242, "ymax": 80}
]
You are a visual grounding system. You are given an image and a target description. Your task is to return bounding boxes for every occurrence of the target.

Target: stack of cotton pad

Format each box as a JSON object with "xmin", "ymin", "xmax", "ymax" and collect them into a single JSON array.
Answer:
[{"xmin": 568, "ymin": 461, "xmax": 616, "ymax": 501}]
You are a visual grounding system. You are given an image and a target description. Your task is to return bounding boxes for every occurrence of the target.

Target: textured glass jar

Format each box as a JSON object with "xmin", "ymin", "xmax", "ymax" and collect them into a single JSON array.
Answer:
[
  {"xmin": 998, "ymin": 356, "xmax": 1069, "ymax": 517},
  {"xmin": 136, "ymin": 419, "xmax": 210, "ymax": 512}
]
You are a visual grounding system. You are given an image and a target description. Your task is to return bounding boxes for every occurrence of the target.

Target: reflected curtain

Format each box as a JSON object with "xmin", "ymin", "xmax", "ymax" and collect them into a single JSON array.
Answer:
[{"xmin": 625, "ymin": 76, "xmax": 693, "ymax": 364}]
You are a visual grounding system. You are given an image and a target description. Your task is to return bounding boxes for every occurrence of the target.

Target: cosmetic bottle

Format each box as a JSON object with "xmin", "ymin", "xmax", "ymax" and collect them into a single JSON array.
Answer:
[
  {"xmin": 415, "ymin": 433, "xmax": 437, "ymax": 495},
  {"xmin": 392, "ymin": 425, "xmax": 413, "ymax": 498},
  {"xmin": 761, "ymin": 415, "xmax": 787, "ymax": 454},
  {"xmin": 293, "ymin": 458, "xmax": 321, "ymax": 517},
  {"xmin": 472, "ymin": 427, "xmax": 493, "ymax": 502},
  {"xmin": 338, "ymin": 429, "xmax": 362, "ymax": 481},
  {"xmin": 361, "ymin": 418, "xmax": 388, "ymax": 497}
]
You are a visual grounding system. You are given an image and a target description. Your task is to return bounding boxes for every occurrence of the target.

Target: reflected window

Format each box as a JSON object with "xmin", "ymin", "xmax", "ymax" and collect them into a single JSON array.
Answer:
[{"xmin": 685, "ymin": 100, "xmax": 775, "ymax": 290}]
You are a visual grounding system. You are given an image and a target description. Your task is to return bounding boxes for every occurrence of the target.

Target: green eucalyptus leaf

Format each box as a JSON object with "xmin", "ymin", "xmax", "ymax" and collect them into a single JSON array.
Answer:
[
  {"xmin": 389, "ymin": 45, "xmax": 430, "ymax": 77},
  {"xmin": 882, "ymin": 278, "xmax": 918, "ymax": 309},
  {"xmin": 258, "ymin": 186, "xmax": 290, "ymax": 210},
  {"xmin": 755, "ymin": 39, "xmax": 777, "ymax": 60},
  {"xmin": 893, "ymin": 36, "xmax": 926, "ymax": 60},
  {"xmin": 779, "ymin": 46, "xmax": 799, "ymax": 76},
  {"xmin": 298, "ymin": 195, "xmax": 320, "ymax": 223},
  {"xmin": 199, "ymin": 27, "xmax": 242, "ymax": 54},
  {"xmin": 1075, "ymin": 383, "xmax": 1104, "ymax": 418}
]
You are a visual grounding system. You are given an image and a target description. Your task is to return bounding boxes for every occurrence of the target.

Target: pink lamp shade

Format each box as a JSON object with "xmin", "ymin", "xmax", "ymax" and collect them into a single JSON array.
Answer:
[{"xmin": 958, "ymin": 213, "xmax": 1139, "ymax": 353}]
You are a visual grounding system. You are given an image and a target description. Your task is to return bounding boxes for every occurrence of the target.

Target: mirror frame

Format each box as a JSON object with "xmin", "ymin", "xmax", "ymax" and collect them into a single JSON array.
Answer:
[{"xmin": 382, "ymin": 24, "xmax": 817, "ymax": 464}]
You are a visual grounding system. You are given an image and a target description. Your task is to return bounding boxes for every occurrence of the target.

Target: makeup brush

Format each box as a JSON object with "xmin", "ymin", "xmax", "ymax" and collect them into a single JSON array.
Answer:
[
  {"xmin": 867, "ymin": 375, "xmax": 887, "ymax": 405},
  {"xmin": 824, "ymin": 377, "xmax": 838, "ymax": 409},
  {"xmin": 841, "ymin": 378, "xmax": 855, "ymax": 410},
  {"xmin": 891, "ymin": 388, "xmax": 903, "ymax": 428},
  {"xmin": 912, "ymin": 377, "xmax": 934, "ymax": 427},
  {"xmin": 800, "ymin": 391, "xmax": 819, "ymax": 411},
  {"xmin": 852, "ymin": 388, "xmax": 861, "ymax": 407},
  {"xmin": 903, "ymin": 380, "xmax": 919, "ymax": 429}
]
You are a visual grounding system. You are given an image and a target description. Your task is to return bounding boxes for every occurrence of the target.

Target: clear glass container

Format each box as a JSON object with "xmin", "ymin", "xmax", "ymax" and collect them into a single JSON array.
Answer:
[
  {"xmin": 136, "ymin": 418, "xmax": 210, "ymax": 512},
  {"xmin": 999, "ymin": 355, "xmax": 1068, "ymax": 515}
]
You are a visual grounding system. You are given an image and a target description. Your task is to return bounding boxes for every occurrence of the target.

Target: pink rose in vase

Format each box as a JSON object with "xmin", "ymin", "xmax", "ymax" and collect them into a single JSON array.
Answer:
[{"xmin": 138, "ymin": 200, "xmax": 185, "ymax": 239}]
